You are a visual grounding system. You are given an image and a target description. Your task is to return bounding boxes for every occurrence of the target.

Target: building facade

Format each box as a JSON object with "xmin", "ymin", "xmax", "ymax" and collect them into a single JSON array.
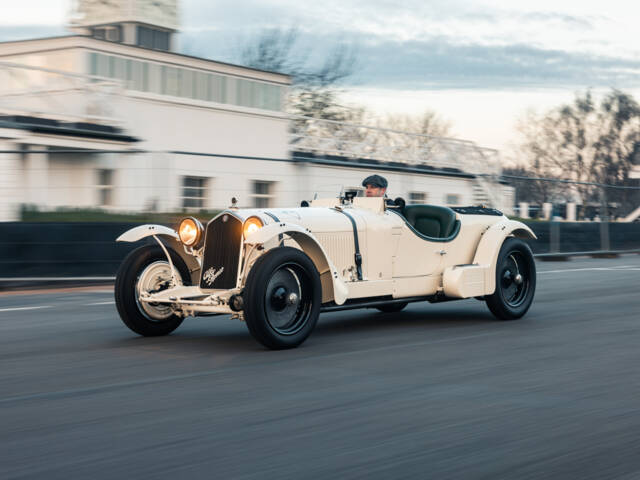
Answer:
[{"xmin": 0, "ymin": 0, "xmax": 513, "ymax": 221}]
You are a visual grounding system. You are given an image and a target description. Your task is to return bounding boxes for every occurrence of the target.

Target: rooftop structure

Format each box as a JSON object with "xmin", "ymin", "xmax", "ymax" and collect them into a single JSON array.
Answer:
[{"xmin": 0, "ymin": 0, "xmax": 513, "ymax": 221}]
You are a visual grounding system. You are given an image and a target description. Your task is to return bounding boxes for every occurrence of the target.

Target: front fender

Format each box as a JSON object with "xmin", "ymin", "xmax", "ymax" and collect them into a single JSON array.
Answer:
[
  {"xmin": 116, "ymin": 224, "xmax": 201, "ymax": 285},
  {"xmin": 245, "ymin": 223, "xmax": 349, "ymax": 305},
  {"xmin": 116, "ymin": 224, "xmax": 178, "ymax": 242},
  {"xmin": 472, "ymin": 219, "xmax": 536, "ymax": 295}
]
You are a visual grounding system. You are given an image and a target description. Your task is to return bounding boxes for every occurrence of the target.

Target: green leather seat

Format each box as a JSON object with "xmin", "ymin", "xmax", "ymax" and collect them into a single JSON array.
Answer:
[{"xmin": 402, "ymin": 205, "xmax": 458, "ymax": 239}]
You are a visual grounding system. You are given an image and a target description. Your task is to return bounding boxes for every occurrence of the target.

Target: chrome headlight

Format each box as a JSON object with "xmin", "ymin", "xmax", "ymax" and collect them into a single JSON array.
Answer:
[
  {"xmin": 243, "ymin": 216, "xmax": 263, "ymax": 238},
  {"xmin": 178, "ymin": 217, "xmax": 204, "ymax": 247}
]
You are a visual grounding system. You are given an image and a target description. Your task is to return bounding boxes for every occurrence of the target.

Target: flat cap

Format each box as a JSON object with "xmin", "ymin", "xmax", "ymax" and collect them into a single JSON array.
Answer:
[{"xmin": 362, "ymin": 174, "xmax": 388, "ymax": 189}]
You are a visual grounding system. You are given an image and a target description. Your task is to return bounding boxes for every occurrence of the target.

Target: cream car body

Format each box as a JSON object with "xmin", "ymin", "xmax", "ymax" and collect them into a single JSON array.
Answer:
[{"xmin": 115, "ymin": 195, "xmax": 537, "ymax": 348}]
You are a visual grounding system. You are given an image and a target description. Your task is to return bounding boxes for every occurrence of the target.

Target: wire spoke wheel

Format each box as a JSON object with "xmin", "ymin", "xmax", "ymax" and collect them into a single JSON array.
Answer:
[
  {"xmin": 115, "ymin": 245, "xmax": 190, "ymax": 337},
  {"xmin": 135, "ymin": 260, "xmax": 182, "ymax": 322}
]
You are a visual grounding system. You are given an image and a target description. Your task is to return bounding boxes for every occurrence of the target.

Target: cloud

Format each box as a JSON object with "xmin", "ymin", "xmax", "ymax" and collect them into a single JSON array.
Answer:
[
  {"xmin": 0, "ymin": 25, "xmax": 66, "ymax": 42},
  {"xmin": 176, "ymin": 0, "xmax": 639, "ymax": 88},
  {"xmin": 3, "ymin": 1, "xmax": 639, "ymax": 91},
  {"xmin": 179, "ymin": 28, "xmax": 640, "ymax": 91},
  {"xmin": 348, "ymin": 36, "xmax": 640, "ymax": 89}
]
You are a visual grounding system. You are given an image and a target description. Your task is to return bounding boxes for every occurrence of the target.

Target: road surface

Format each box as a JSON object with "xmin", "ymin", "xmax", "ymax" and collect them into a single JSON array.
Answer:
[{"xmin": 1, "ymin": 256, "xmax": 640, "ymax": 479}]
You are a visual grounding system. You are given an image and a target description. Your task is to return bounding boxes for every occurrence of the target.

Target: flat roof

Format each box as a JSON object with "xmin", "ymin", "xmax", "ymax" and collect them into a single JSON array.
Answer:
[
  {"xmin": 0, "ymin": 115, "xmax": 139, "ymax": 143},
  {"xmin": 0, "ymin": 34, "xmax": 291, "ymax": 82}
]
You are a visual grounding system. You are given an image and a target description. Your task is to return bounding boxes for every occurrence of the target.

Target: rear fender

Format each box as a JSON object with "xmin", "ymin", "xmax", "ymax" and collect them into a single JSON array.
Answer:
[
  {"xmin": 472, "ymin": 220, "xmax": 536, "ymax": 295},
  {"xmin": 245, "ymin": 223, "xmax": 348, "ymax": 305}
]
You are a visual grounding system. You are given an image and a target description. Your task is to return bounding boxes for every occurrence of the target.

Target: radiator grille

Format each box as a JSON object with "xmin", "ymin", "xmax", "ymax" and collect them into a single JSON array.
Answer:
[{"xmin": 200, "ymin": 213, "xmax": 243, "ymax": 290}]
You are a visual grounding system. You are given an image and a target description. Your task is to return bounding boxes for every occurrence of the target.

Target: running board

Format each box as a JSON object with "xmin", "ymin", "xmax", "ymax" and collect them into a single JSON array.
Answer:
[{"xmin": 320, "ymin": 294, "xmax": 459, "ymax": 313}]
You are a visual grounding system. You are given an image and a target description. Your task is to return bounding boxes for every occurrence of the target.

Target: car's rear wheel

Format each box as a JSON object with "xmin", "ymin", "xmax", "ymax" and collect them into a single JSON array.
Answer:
[
  {"xmin": 375, "ymin": 302, "xmax": 408, "ymax": 313},
  {"xmin": 485, "ymin": 238, "xmax": 536, "ymax": 320},
  {"xmin": 243, "ymin": 247, "xmax": 321, "ymax": 349},
  {"xmin": 115, "ymin": 245, "xmax": 190, "ymax": 336}
]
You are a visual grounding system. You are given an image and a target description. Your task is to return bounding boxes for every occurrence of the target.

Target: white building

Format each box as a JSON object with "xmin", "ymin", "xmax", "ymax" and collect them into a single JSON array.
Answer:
[{"xmin": 0, "ymin": 0, "xmax": 512, "ymax": 221}]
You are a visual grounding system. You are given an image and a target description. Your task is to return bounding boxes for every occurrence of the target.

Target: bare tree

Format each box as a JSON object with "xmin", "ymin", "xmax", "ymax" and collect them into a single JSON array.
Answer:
[
  {"xmin": 238, "ymin": 28, "xmax": 463, "ymax": 168},
  {"xmin": 239, "ymin": 28, "xmax": 300, "ymax": 74},
  {"xmin": 238, "ymin": 26, "xmax": 365, "ymax": 157},
  {"xmin": 591, "ymin": 91, "xmax": 640, "ymax": 213},
  {"xmin": 514, "ymin": 90, "xmax": 640, "ymax": 216},
  {"xmin": 512, "ymin": 110, "xmax": 565, "ymax": 205},
  {"xmin": 377, "ymin": 111, "xmax": 452, "ymax": 138},
  {"xmin": 239, "ymin": 27, "xmax": 356, "ymax": 118}
]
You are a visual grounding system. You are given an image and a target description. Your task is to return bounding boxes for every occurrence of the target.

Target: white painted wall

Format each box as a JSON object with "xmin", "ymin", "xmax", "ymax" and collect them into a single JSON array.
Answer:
[
  {"xmin": 0, "ymin": 144, "xmax": 491, "ymax": 216},
  {"xmin": 0, "ymin": 38, "xmax": 510, "ymax": 217},
  {"xmin": 47, "ymin": 152, "xmax": 97, "ymax": 208},
  {"xmin": 53, "ymin": 152, "xmax": 478, "ymax": 213},
  {"xmin": 0, "ymin": 50, "xmax": 82, "ymax": 73},
  {"xmin": 119, "ymin": 94, "xmax": 289, "ymax": 158},
  {"xmin": 0, "ymin": 140, "xmax": 21, "ymax": 221},
  {"xmin": 23, "ymin": 146, "xmax": 49, "ymax": 206}
]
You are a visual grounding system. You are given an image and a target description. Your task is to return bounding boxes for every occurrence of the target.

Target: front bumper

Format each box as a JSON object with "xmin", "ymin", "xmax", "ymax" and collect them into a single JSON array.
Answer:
[{"xmin": 139, "ymin": 285, "xmax": 237, "ymax": 315}]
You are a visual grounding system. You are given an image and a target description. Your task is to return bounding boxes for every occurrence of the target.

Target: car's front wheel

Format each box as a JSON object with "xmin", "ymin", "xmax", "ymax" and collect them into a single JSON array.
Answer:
[
  {"xmin": 485, "ymin": 237, "xmax": 536, "ymax": 320},
  {"xmin": 243, "ymin": 247, "xmax": 321, "ymax": 349},
  {"xmin": 115, "ymin": 245, "xmax": 190, "ymax": 336}
]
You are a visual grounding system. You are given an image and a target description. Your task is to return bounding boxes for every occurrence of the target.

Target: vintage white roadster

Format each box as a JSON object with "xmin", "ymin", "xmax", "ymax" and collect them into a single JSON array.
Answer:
[{"xmin": 115, "ymin": 191, "xmax": 537, "ymax": 349}]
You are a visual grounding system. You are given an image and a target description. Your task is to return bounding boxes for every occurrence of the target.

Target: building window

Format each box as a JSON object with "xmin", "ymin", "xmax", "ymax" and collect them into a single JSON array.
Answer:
[
  {"xmin": 97, "ymin": 169, "xmax": 114, "ymax": 206},
  {"xmin": 252, "ymin": 180, "xmax": 275, "ymax": 208},
  {"xmin": 408, "ymin": 192, "xmax": 427, "ymax": 205},
  {"xmin": 182, "ymin": 176, "xmax": 208, "ymax": 209},
  {"xmin": 195, "ymin": 71, "xmax": 208, "ymax": 101},
  {"xmin": 236, "ymin": 79, "xmax": 251, "ymax": 108},
  {"xmin": 137, "ymin": 26, "xmax": 170, "ymax": 51},
  {"xmin": 179, "ymin": 69, "xmax": 193, "ymax": 98},
  {"xmin": 89, "ymin": 52, "xmax": 109, "ymax": 78},
  {"xmin": 148, "ymin": 63, "xmax": 162, "ymax": 94},
  {"xmin": 161, "ymin": 65, "xmax": 179, "ymax": 96},
  {"xmin": 92, "ymin": 25, "xmax": 121, "ymax": 42},
  {"xmin": 137, "ymin": 26, "xmax": 153, "ymax": 49},
  {"xmin": 208, "ymin": 74, "xmax": 227, "ymax": 103},
  {"xmin": 87, "ymin": 52, "xmax": 283, "ymax": 111},
  {"xmin": 154, "ymin": 29, "xmax": 170, "ymax": 51},
  {"xmin": 445, "ymin": 194, "xmax": 460, "ymax": 206}
]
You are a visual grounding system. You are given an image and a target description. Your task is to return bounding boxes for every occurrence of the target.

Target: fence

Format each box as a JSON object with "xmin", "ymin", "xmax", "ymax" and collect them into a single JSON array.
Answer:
[
  {"xmin": 0, "ymin": 60, "xmax": 123, "ymax": 125},
  {"xmin": 290, "ymin": 115, "xmax": 501, "ymax": 176},
  {"xmin": 502, "ymin": 174, "xmax": 640, "ymax": 221},
  {"xmin": 0, "ymin": 221, "xmax": 638, "ymax": 282}
]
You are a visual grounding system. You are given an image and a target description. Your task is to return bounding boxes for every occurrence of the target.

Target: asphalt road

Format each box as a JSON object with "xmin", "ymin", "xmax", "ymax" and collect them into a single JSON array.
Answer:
[{"xmin": 1, "ymin": 256, "xmax": 640, "ymax": 479}]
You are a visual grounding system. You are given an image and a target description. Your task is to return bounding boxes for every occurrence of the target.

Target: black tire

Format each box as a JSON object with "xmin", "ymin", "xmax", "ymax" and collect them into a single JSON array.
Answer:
[
  {"xmin": 243, "ymin": 247, "xmax": 321, "ymax": 349},
  {"xmin": 485, "ymin": 237, "xmax": 536, "ymax": 320},
  {"xmin": 115, "ymin": 244, "xmax": 190, "ymax": 336},
  {"xmin": 375, "ymin": 302, "xmax": 409, "ymax": 313}
]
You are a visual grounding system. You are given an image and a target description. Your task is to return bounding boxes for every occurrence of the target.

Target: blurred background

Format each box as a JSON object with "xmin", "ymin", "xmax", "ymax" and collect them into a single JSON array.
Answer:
[
  {"xmin": 0, "ymin": 0, "xmax": 639, "ymax": 278},
  {"xmin": 2, "ymin": 4, "xmax": 640, "ymax": 479}
]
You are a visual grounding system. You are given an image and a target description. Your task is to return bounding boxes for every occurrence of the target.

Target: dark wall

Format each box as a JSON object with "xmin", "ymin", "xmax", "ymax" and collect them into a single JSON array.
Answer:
[
  {"xmin": 610, "ymin": 222, "xmax": 640, "ymax": 251},
  {"xmin": 525, "ymin": 221, "xmax": 640, "ymax": 254},
  {"xmin": 0, "ymin": 221, "xmax": 638, "ymax": 278},
  {"xmin": 527, "ymin": 222, "xmax": 551, "ymax": 254},
  {"xmin": 0, "ymin": 223, "xmax": 145, "ymax": 277}
]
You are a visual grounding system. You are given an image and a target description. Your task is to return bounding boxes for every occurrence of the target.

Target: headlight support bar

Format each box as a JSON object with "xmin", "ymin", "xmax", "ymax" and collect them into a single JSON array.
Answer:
[{"xmin": 152, "ymin": 235, "xmax": 179, "ymax": 287}]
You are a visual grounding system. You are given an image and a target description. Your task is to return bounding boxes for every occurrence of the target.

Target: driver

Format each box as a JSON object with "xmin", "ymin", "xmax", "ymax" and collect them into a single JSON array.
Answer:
[{"xmin": 362, "ymin": 174, "xmax": 388, "ymax": 197}]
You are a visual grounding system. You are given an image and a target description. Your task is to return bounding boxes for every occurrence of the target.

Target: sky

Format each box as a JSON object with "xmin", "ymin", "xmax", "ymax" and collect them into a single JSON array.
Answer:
[{"xmin": 2, "ymin": 0, "xmax": 640, "ymax": 154}]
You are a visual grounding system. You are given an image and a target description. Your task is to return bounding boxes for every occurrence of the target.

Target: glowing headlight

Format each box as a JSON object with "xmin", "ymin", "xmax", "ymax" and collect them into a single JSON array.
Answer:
[
  {"xmin": 178, "ymin": 217, "xmax": 203, "ymax": 247},
  {"xmin": 243, "ymin": 216, "xmax": 263, "ymax": 238}
]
